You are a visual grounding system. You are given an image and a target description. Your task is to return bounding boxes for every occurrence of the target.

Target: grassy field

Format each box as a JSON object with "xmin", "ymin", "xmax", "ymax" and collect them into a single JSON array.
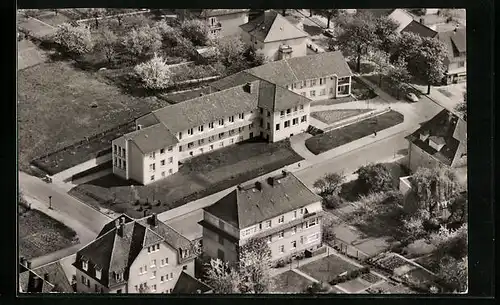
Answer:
[
  {"xmin": 19, "ymin": 205, "xmax": 78, "ymax": 259},
  {"xmin": 272, "ymin": 270, "xmax": 314, "ymax": 293},
  {"xmin": 305, "ymin": 110, "xmax": 404, "ymax": 155},
  {"xmin": 311, "ymin": 96, "xmax": 355, "ymax": 106},
  {"xmin": 298, "ymin": 255, "xmax": 359, "ymax": 284},
  {"xmin": 69, "ymin": 138, "xmax": 303, "ymax": 218},
  {"xmin": 311, "ymin": 109, "xmax": 373, "ymax": 125},
  {"xmin": 18, "ymin": 61, "xmax": 170, "ymax": 174}
]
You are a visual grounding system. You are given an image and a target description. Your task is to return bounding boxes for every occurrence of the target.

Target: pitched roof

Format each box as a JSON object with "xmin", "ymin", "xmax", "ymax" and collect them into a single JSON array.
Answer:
[
  {"xmin": 124, "ymin": 123, "xmax": 178, "ymax": 154},
  {"xmin": 210, "ymin": 71, "xmax": 260, "ymax": 91},
  {"xmin": 204, "ymin": 171, "xmax": 322, "ymax": 229},
  {"xmin": 199, "ymin": 9, "xmax": 249, "ymax": 18},
  {"xmin": 402, "ymin": 20, "xmax": 438, "ymax": 38},
  {"xmin": 19, "ymin": 261, "xmax": 73, "ymax": 293},
  {"xmin": 406, "ymin": 109, "xmax": 467, "ymax": 166},
  {"xmin": 246, "ymin": 51, "xmax": 353, "ymax": 86},
  {"xmin": 388, "ymin": 9, "xmax": 414, "ymax": 32},
  {"xmin": 172, "ymin": 271, "xmax": 213, "ymax": 294},
  {"xmin": 153, "ymin": 82, "xmax": 260, "ymax": 133},
  {"xmin": 75, "ymin": 214, "xmax": 195, "ymax": 288},
  {"xmin": 437, "ymin": 28, "xmax": 466, "ymax": 60},
  {"xmin": 239, "ymin": 11, "xmax": 308, "ymax": 43},
  {"xmin": 31, "ymin": 261, "xmax": 74, "ymax": 293},
  {"xmin": 19, "ymin": 264, "xmax": 54, "ymax": 293}
]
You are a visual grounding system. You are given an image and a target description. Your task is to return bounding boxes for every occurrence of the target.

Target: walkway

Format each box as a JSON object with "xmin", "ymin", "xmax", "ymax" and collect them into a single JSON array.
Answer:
[{"xmin": 289, "ymin": 133, "xmax": 315, "ymax": 159}]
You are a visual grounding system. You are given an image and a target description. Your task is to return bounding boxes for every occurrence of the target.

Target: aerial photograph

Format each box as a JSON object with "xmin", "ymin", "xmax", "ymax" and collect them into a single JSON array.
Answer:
[{"xmin": 17, "ymin": 8, "xmax": 467, "ymax": 294}]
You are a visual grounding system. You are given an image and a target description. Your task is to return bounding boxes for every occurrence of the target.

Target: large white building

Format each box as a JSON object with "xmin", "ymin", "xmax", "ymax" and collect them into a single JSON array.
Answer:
[{"xmin": 112, "ymin": 51, "xmax": 353, "ymax": 185}]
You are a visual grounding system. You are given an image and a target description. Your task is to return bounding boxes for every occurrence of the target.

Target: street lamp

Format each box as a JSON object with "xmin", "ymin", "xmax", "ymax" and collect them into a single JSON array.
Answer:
[{"xmin": 48, "ymin": 196, "xmax": 52, "ymax": 209}]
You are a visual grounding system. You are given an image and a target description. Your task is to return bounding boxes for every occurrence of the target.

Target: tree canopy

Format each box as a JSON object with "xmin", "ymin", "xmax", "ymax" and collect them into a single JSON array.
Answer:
[
  {"xmin": 54, "ymin": 23, "xmax": 94, "ymax": 56},
  {"xmin": 134, "ymin": 54, "xmax": 172, "ymax": 90},
  {"xmin": 356, "ymin": 163, "xmax": 394, "ymax": 194}
]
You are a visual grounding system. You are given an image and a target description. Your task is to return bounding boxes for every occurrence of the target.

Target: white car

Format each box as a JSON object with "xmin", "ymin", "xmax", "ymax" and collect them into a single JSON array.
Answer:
[{"xmin": 406, "ymin": 92, "xmax": 419, "ymax": 103}]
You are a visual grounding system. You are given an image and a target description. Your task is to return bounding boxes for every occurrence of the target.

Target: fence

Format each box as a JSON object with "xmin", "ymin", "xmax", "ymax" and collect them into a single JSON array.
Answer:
[{"xmin": 328, "ymin": 239, "xmax": 370, "ymax": 262}]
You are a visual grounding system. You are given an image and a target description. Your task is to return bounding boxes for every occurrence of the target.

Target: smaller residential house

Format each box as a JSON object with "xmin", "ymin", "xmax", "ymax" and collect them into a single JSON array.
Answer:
[
  {"xmin": 199, "ymin": 170, "xmax": 324, "ymax": 264},
  {"xmin": 73, "ymin": 214, "xmax": 197, "ymax": 294},
  {"xmin": 406, "ymin": 109, "xmax": 467, "ymax": 173},
  {"xmin": 388, "ymin": 9, "xmax": 414, "ymax": 33},
  {"xmin": 436, "ymin": 27, "xmax": 466, "ymax": 84},
  {"xmin": 239, "ymin": 10, "xmax": 309, "ymax": 61},
  {"xmin": 19, "ymin": 258, "xmax": 74, "ymax": 293},
  {"xmin": 401, "ymin": 19, "xmax": 438, "ymax": 38},
  {"xmin": 176, "ymin": 9, "xmax": 249, "ymax": 37}
]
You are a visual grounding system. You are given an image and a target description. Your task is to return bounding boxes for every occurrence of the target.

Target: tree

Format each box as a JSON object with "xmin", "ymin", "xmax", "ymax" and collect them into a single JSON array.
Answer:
[
  {"xmin": 95, "ymin": 27, "xmax": 118, "ymax": 63},
  {"xmin": 410, "ymin": 37, "xmax": 449, "ymax": 94},
  {"xmin": 238, "ymin": 237, "xmax": 274, "ymax": 293},
  {"xmin": 401, "ymin": 215, "xmax": 426, "ymax": 240},
  {"xmin": 437, "ymin": 255, "xmax": 468, "ymax": 292},
  {"xmin": 386, "ymin": 58, "xmax": 411, "ymax": 99},
  {"xmin": 126, "ymin": 14, "xmax": 151, "ymax": 30},
  {"xmin": 180, "ymin": 19, "xmax": 210, "ymax": 46},
  {"xmin": 316, "ymin": 9, "xmax": 340, "ymax": 28},
  {"xmin": 243, "ymin": 46, "xmax": 266, "ymax": 67},
  {"xmin": 429, "ymin": 223, "xmax": 468, "ymax": 260},
  {"xmin": 373, "ymin": 16, "xmax": 399, "ymax": 53},
  {"xmin": 313, "ymin": 172, "xmax": 345, "ymax": 196},
  {"xmin": 411, "ymin": 167, "xmax": 459, "ymax": 218},
  {"xmin": 153, "ymin": 20, "xmax": 183, "ymax": 47},
  {"xmin": 210, "ymin": 36, "xmax": 245, "ymax": 67},
  {"xmin": 367, "ymin": 49, "xmax": 391, "ymax": 86},
  {"xmin": 306, "ymin": 281, "xmax": 330, "ymax": 294},
  {"xmin": 391, "ymin": 32, "xmax": 422, "ymax": 64},
  {"xmin": 322, "ymin": 216, "xmax": 337, "ymax": 244},
  {"xmin": 122, "ymin": 24, "xmax": 162, "ymax": 58},
  {"xmin": 356, "ymin": 163, "xmax": 393, "ymax": 194},
  {"xmin": 134, "ymin": 54, "xmax": 172, "ymax": 90},
  {"xmin": 54, "ymin": 23, "xmax": 94, "ymax": 56},
  {"xmin": 455, "ymin": 92, "xmax": 467, "ymax": 121},
  {"xmin": 447, "ymin": 191, "xmax": 467, "ymax": 225},
  {"xmin": 107, "ymin": 8, "xmax": 135, "ymax": 26},
  {"xmin": 336, "ymin": 12, "xmax": 379, "ymax": 73},
  {"xmin": 86, "ymin": 8, "xmax": 107, "ymax": 29},
  {"xmin": 204, "ymin": 259, "xmax": 241, "ymax": 293}
]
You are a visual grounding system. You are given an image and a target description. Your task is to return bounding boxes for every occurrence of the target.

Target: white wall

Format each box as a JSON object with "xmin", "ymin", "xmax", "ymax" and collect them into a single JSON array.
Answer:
[
  {"xmin": 270, "ymin": 103, "xmax": 310, "ymax": 142},
  {"xmin": 53, "ymin": 153, "xmax": 112, "ymax": 182},
  {"xmin": 141, "ymin": 145, "xmax": 178, "ymax": 185},
  {"xmin": 216, "ymin": 12, "xmax": 249, "ymax": 37},
  {"xmin": 259, "ymin": 38, "xmax": 308, "ymax": 61},
  {"xmin": 128, "ymin": 141, "xmax": 144, "ymax": 184}
]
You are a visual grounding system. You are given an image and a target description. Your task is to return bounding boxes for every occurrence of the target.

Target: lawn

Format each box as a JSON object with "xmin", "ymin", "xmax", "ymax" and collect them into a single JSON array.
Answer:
[
  {"xmin": 69, "ymin": 138, "xmax": 303, "ymax": 218},
  {"xmin": 298, "ymin": 255, "xmax": 359, "ymax": 284},
  {"xmin": 36, "ymin": 12, "xmax": 71, "ymax": 27},
  {"xmin": 18, "ymin": 61, "xmax": 170, "ymax": 174},
  {"xmin": 311, "ymin": 109, "xmax": 373, "ymax": 125},
  {"xmin": 305, "ymin": 110, "xmax": 404, "ymax": 155},
  {"xmin": 337, "ymin": 278, "xmax": 371, "ymax": 293},
  {"xmin": 311, "ymin": 96, "xmax": 355, "ymax": 106},
  {"xmin": 272, "ymin": 270, "xmax": 314, "ymax": 293},
  {"xmin": 19, "ymin": 205, "xmax": 79, "ymax": 259}
]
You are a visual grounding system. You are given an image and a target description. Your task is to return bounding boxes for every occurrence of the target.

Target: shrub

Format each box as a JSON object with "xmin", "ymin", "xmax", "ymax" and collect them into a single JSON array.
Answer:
[
  {"xmin": 306, "ymin": 281, "xmax": 329, "ymax": 294},
  {"xmin": 122, "ymin": 24, "xmax": 162, "ymax": 58},
  {"xmin": 274, "ymin": 259, "xmax": 286, "ymax": 268},
  {"xmin": 323, "ymin": 193, "xmax": 341, "ymax": 209},
  {"xmin": 295, "ymin": 252, "xmax": 305, "ymax": 261},
  {"xmin": 180, "ymin": 19, "xmax": 210, "ymax": 46},
  {"xmin": 356, "ymin": 163, "xmax": 394, "ymax": 194},
  {"xmin": 54, "ymin": 23, "xmax": 94, "ymax": 56},
  {"xmin": 134, "ymin": 54, "xmax": 173, "ymax": 90}
]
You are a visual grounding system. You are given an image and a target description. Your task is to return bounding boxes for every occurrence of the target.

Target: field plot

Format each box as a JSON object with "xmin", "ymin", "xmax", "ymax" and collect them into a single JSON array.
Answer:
[
  {"xmin": 298, "ymin": 255, "xmax": 359, "ymax": 284},
  {"xmin": 272, "ymin": 270, "xmax": 314, "ymax": 293}
]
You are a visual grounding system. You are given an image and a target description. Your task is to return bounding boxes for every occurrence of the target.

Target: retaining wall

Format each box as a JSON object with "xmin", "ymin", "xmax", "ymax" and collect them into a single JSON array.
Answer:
[{"xmin": 52, "ymin": 153, "xmax": 112, "ymax": 182}]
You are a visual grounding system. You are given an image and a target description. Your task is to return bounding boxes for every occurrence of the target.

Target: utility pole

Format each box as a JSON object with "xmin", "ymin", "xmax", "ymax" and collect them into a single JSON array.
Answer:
[{"xmin": 48, "ymin": 196, "xmax": 52, "ymax": 209}]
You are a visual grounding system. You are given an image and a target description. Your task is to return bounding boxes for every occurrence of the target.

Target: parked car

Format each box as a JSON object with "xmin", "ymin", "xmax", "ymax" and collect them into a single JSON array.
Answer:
[
  {"xmin": 406, "ymin": 92, "xmax": 419, "ymax": 103},
  {"xmin": 323, "ymin": 28, "xmax": 335, "ymax": 38}
]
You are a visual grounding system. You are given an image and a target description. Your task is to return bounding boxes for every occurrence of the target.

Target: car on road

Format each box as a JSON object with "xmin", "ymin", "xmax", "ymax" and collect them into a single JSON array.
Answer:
[{"xmin": 406, "ymin": 92, "xmax": 419, "ymax": 103}]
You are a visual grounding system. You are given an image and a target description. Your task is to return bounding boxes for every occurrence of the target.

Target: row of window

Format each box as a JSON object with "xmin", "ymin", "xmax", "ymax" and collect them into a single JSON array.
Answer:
[
  {"xmin": 149, "ymin": 169, "xmax": 174, "ymax": 181},
  {"xmin": 114, "ymin": 145, "xmax": 126, "ymax": 158},
  {"xmin": 279, "ymin": 105, "xmax": 305, "ymax": 117},
  {"xmin": 149, "ymin": 157, "xmax": 174, "ymax": 172},
  {"xmin": 81, "ymin": 260, "xmax": 104, "ymax": 280},
  {"xmin": 289, "ymin": 78, "xmax": 328, "ymax": 90},
  {"xmin": 276, "ymin": 116, "xmax": 307, "ymax": 130},
  {"xmin": 148, "ymin": 147, "xmax": 173, "ymax": 160},
  {"xmin": 268, "ymin": 218, "xmax": 319, "ymax": 243},
  {"xmin": 179, "ymin": 113, "xmax": 246, "ymax": 140},
  {"xmin": 179, "ymin": 128, "xmax": 250, "ymax": 153},
  {"xmin": 114, "ymin": 157, "xmax": 127, "ymax": 170},
  {"xmin": 147, "ymin": 244, "xmax": 160, "ymax": 253},
  {"xmin": 241, "ymin": 208, "xmax": 309, "ymax": 237},
  {"xmin": 278, "ymin": 233, "xmax": 320, "ymax": 254}
]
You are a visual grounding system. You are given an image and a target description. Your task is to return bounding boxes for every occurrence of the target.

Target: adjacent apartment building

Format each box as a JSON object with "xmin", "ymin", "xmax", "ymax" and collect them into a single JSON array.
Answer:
[
  {"xmin": 199, "ymin": 170, "xmax": 324, "ymax": 264},
  {"xmin": 112, "ymin": 51, "xmax": 353, "ymax": 185},
  {"xmin": 405, "ymin": 109, "xmax": 467, "ymax": 173},
  {"xmin": 240, "ymin": 10, "xmax": 309, "ymax": 61},
  {"xmin": 437, "ymin": 27, "xmax": 466, "ymax": 84},
  {"xmin": 73, "ymin": 214, "xmax": 197, "ymax": 293}
]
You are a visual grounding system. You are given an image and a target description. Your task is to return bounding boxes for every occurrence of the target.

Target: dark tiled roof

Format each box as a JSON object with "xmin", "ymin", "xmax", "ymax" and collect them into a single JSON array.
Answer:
[
  {"xmin": 75, "ymin": 214, "xmax": 196, "ymax": 288},
  {"xmin": 402, "ymin": 20, "xmax": 438, "ymax": 38},
  {"xmin": 31, "ymin": 261, "xmax": 74, "ymax": 293},
  {"xmin": 246, "ymin": 51, "xmax": 353, "ymax": 86},
  {"xmin": 437, "ymin": 28, "xmax": 466, "ymax": 60},
  {"xmin": 172, "ymin": 271, "xmax": 213, "ymax": 294},
  {"xmin": 19, "ymin": 263, "xmax": 59, "ymax": 293},
  {"xmin": 199, "ymin": 9, "xmax": 249, "ymax": 17},
  {"xmin": 205, "ymin": 171, "xmax": 322, "ymax": 229},
  {"xmin": 240, "ymin": 11, "xmax": 308, "ymax": 43},
  {"xmin": 136, "ymin": 113, "xmax": 160, "ymax": 129},
  {"xmin": 210, "ymin": 71, "xmax": 260, "ymax": 91},
  {"xmin": 124, "ymin": 123, "xmax": 179, "ymax": 154},
  {"xmin": 406, "ymin": 109, "xmax": 467, "ymax": 166}
]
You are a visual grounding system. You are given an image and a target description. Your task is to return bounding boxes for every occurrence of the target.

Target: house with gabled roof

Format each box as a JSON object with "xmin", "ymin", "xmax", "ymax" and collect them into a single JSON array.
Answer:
[
  {"xmin": 73, "ymin": 214, "xmax": 197, "ymax": 293},
  {"xmin": 239, "ymin": 10, "xmax": 309, "ymax": 61},
  {"xmin": 112, "ymin": 51, "xmax": 352, "ymax": 185},
  {"xmin": 401, "ymin": 19, "xmax": 438, "ymax": 38},
  {"xmin": 19, "ymin": 257, "xmax": 74, "ymax": 293},
  {"xmin": 406, "ymin": 109, "xmax": 467, "ymax": 173},
  {"xmin": 436, "ymin": 27, "xmax": 466, "ymax": 84},
  {"xmin": 199, "ymin": 170, "xmax": 324, "ymax": 263}
]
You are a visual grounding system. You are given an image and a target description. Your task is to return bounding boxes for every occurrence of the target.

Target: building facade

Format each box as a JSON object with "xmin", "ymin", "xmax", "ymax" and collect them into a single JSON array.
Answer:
[
  {"xmin": 437, "ymin": 27, "xmax": 466, "ymax": 84},
  {"xmin": 112, "ymin": 51, "xmax": 353, "ymax": 185},
  {"xmin": 240, "ymin": 11, "xmax": 309, "ymax": 61},
  {"xmin": 199, "ymin": 171, "xmax": 324, "ymax": 264},
  {"xmin": 73, "ymin": 214, "xmax": 197, "ymax": 294},
  {"xmin": 199, "ymin": 9, "xmax": 249, "ymax": 37}
]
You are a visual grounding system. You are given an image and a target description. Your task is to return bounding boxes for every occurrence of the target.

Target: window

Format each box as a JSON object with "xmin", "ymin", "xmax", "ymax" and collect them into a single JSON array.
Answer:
[
  {"xmin": 209, "ymin": 122, "xmax": 214, "ymax": 129},
  {"xmin": 95, "ymin": 268, "xmax": 102, "ymax": 279},
  {"xmin": 280, "ymin": 110, "xmax": 285, "ymax": 117},
  {"xmin": 219, "ymin": 132, "xmax": 225, "ymax": 139},
  {"xmin": 188, "ymin": 142, "xmax": 194, "ymax": 149},
  {"xmin": 293, "ymin": 106, "xmax": 298, "ymax": 112},
  {"xmin": 188, "ymin": 128, "xmax": 193, "ymax": 135},
  {"xmin": 286, "ymin": 108, "xmax": 291, "ymax": 114},
  {"xmin": 150, "ymin": 152, "xmax": 156, "ymax": 159},
  {"xmin": 300, "ymin": 236, "xmax": 304, "ymax": 244},
  {"xmin": 160, "ymin": 148, "xmax": 165, "ymax": 154},
  {"xmin": 140, "ymin": 267, "xmax": 143, "ymax": 274},
  {"xmin": 306, "ymin": 218, "xmax": 317, "ymax": 228},
  {"xmin": 229, "ymin": 115, "xmax": 234, "ymax": 123},
  {"xmin": 292, "ymin": 226, "xmax": 297, "ymax": 235},
  {"xmin": 151, "ymin": 271, "xmax": 156, "ymax": 279},
  {"xmin": 116, "ymin": 289, "xmax": 122, "ymax": 293},
  {"xmin": 218, "ymin": 234, "xmax": 224, "ymax": 245},
  {"xmin": 82, "ymin": 260, "xmax": 88, "ymax": 271},
  {"xmin": 238, "ymin": 113, "xmax": 244, "ymax": 119},
  {"xmin": 301, "ymin": 115, "xmax": 307, "ymax": 123},
  {"xmin": 230, "ymin": 138, "xmax": 234, "ymax": 144},
  {"xmin": 458, "ymin": 61, "xmax": 465, "ymax": 67},
  {"xmin": 189, "ymin": 151, "xmax": 193, "ymax": 156},
  {"xmin": 179, "ymin": 146, "xmax": 183, "ymax": 152},
  {"xmin": 259, "ymin": 118, "xmax": 263, "ymax": 127},
  {"xmin": 220, "ymin": 141, "xmax": 224, "ymax": 147},
  {"xmin": 150, "ymin": 164, "xmax": 156, "ymax": 172},
  {"xmin": 151, "ymin": 175, "xmax": 155, "ymax": 181},
  {"xmin": 238, "ymin": 126, "xmax": 245, "ymax": 132},
  {"xmin": 114, "ymin": 145, "xmax": 117, "ymax": 153},
  {"xmin": 219, "ymin": 118, "xmax": 224, "ymax": 125},
  {"xmin": 183, "ymin": 265, "xmax": 187, "ymax": 270},
  {"xmin": 310, "ymin": 79, "xmax": 317, "ymax": 86},
  {"xmin": 301, "ymin": 92, "xmax": 306, "ymax": 96},
  {"xmin": 300, "ymin": 208, "xmax": 304, "ymax": 214},
  {"xmin": 249, "ymin": 123, "xmax": 254, "ymax": 129},
  {"xmin": 292, "ymin": 118, "xmax": 298, "ymax": 125},
  {"xmin": 210, "ymin": 145, "xmax": 214, "ymax": 150},
  {"xmin": 168, "ymin": 146, "xmax": 173, "ymax": 152},
  {"xmin": 156, "ymin": 244, "xmax": 160, "ymax": 250},
  {"xmin": 278, "ymin": 231, "xmax": 284, "ymax": 239},
  {"xmin": 302, "ymin": 80, "xmax": 307, "ymax": 88},
  {"xmin": 151, "ymin": 259, "xmax": 156, "ymax": 267},
  {"xmin": 168, "ymin": 157, "xmax": 173, "ymax": 164},
  {"xmin": 308, "ymin": 233, "xmax": 320, "ymax": 243},
  {"xmin": 320, "ymin": 88, "xmax": 326, "ymax": 96},
  {"xmin": 160, "ymin": 276, "xmax": 165, "ymax": 282},
  {"xmin": 291, "ymin": 241, "xmax": 297, "ymax": 249},
  {"xmin": 267, "ymin": 110, "xmax": 271, "ymax": 117},
  {"xmin": 198, "ymin": 139, "xmax": 204, "ymax": 145},
  {"xmin": 178, "ymin": 132, "xmax": 182, "ymax": 139},
  {"xmin": 267, "ymin": 236, "xmax": 272, "ymax": 244},
  {"xmin": 279, "ymin": 245, "xmax": 285, "ymax": 253},
  {"xmin": 114, "ymin": 158, "xmax": 117, "ymax": 167},
  {"xmin": 278, "ymin": 215, "xmax": 284, "ymax": 223},
  {"xmin": 266, "ymin": 220, "xmax": 272, "ymax": 228},
  {"xmin": 165, "ymin": 273, "xmax": 169, "ymax": 281},
  {"xmin": 119, "ymin": 159, "xmax": 122, "ymax": 168},
  {"xmin": 260, "ymin": 108, "xmax": 264, "ymax": 114},
  {"xmin": 198, "ymin": 125, "xmax": 204, "ymax": 132},
  {"xmin": 319, "ymin": 78, "xmax": 325, "ymax": 85},
  {"xmin": 170, "ymin": 272, "xmax": 173, "ymax": 279},
  {"xmin": 275, "ymin": 123, "xmax": 280, "ymax": 131},
  {"xmin": 284, "ymin": 120, "xmax": 290, "ymax": 128},
  {"xmin": 161, "ymin": 160, "xmax": 165, "ymax": 166},
  {"xmin": 242, "ymin": 227, "xmax": 256, "ymax": 237},
  {"xmin": 295, "ymin": 82, "xmax": 301, "ymax": 89},
  {"xmin": 168, "ymin": 169, "xmax": 173, "ymax": 174},
  {"xmin": 115, "ymin": 272, "xmax": 123, "ymax": 281},
  {"xmin": 161, "ymin": 171, "xmax": 165, "ymax": 177},
  {"xmin": 299, "ymin": 105, "xmax": 304, "ymax": 110},
  {"xmin": 310, "ymin": 90, "xmax": 316, "ymax": 97},
  {"xmin": 267, "ymin": 122, "xmax": 270, "ymax": 130},
  {"xmin": 152, "ymin": 284, "xmax": 157, "ymax": 292},
  {"xmin": 329, "ymin": 87, "xmax": 334, "ymax": 94},
  {"xmin": 338, "ymin": 77, "xmax": 350, "ymax": 85}
]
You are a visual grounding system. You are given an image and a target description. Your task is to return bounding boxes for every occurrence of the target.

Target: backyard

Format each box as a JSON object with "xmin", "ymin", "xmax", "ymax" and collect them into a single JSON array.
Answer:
[
  {"xmin": 69, "ymin": 138, "xmax": 303, "ymax": 218},
  {"xmin": 298, "ymin": 255, "xmax": 360, "ymax": 284},
  {"xmin": 19, "ymin": 205, "xmax": 79, "ymax": 259},
  {"xmin": 272, "ymin": 270, "xmax": 314, "ymax": 293},
  {"xmin": 17, "ymin": 61, "xmax": 170, "ymax": 174},
  {"xmin": 305, "ymin": 110, "xmax": 404, "ymax": 155}
]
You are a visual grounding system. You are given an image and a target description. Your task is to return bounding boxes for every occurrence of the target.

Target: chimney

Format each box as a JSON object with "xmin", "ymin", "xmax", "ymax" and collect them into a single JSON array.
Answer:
[
  {"xmin": 196, "ymin": 289, "xmax": 202, "ymax": 294},
  {"xmin": 33, "ymin": 276, "xmax": 43, "ymax": 290},
  {"xmin": 254, "ymin": 181, "xmax": 262, "ymax": 191},
  {"xmin": 26, "ymin": 260, "xmax": 32, "ymax": 269},
  {"xmin": 116, "ymin": 219, "xmax": 124, "ymax": 237},
  {"xmin": 282, "ymin": 170, "xmax": 288, "ymax": 177},
  {"xmin": 44, "ymin": 273, "xmax": 49, "ymax": 282},
  {"xmin": 419, "ymin": 18, "xmax": 425, "ymax": 24},
  {"xmin": 137, "ymin": 124, "xmax": 142, "ymax": 130},
  {"xmin": 149, "ymin": 213, "xmax": 157, "ymax": 227},
  {"xmin": 20, "ymin": 256, "xmax": 26, "ymax": 267},
  {"xmin": 115, "ymin": 218, "xmax": 120, "ymax": 228},
  {"xmin": 120, "ymin": 216, "xmax": 126, "ymax": 224},
  {"xmin": 267, "ymin": 177, "xmax": 276, "ymax": 186},
  {"xmin": 143, "ymin": 209, "xmax": 148, "ymax": 218},
  {"xmin": 243, "ymin": 82, "xmax": 253, "ymax": 93}
]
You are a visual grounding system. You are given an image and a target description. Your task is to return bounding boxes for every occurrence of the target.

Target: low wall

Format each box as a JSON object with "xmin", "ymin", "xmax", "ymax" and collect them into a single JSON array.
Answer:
[{"xmin": 52, "ymin": 153, "xmax": 112, "ymax": 182}]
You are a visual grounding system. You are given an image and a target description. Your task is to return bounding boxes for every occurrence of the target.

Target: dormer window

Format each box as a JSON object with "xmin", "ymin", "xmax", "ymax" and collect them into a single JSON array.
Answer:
[
  {"xmin": 95, "ymin": 268, "xmax": 102, "ymax": 280},
  {"xmin": 82, "ymin": 259, "xmax": 88, "ymax": 271},
  {"xmin": 429, "ymin": 136, "xmax": 446, "ymax": 151},
  {"xmin": 419, "ymin": 132, "xmax": 430, "ymax": 142},
  {"xmin": 115, "ymin": 272, "xmax": 123, "ymax": 282}
]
